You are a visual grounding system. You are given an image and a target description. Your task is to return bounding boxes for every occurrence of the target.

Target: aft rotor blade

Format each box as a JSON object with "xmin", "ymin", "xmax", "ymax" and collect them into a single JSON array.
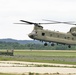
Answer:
[
  {"xmin": 43, "ymin": 19, "xmax": 76, "ymax": 25},
  {"xmin": 43, "ymin": 19, "xmax": 61, "ymax": 23}
]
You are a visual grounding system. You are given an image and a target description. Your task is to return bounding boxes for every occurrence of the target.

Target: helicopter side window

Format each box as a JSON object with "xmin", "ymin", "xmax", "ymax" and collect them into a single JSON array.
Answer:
[
  {"xmin": 64, "ymin": 37, "xmax": 66, "ymax": 39},
  {"xmin": 50, "ymin": 34, "xmax": 52, "ymax": 36},
  {"xmin": 72, "ymin": 38, "xmax": 74, "ymax": 40},
  {"xmin": 67, "ymin": 37, "xmax": 70, "ymax": 39},
  {"xmin": 36, "ymin": 32, "xmax": 37, "ymax": 34},
  {"xmin": 42, "ymin": 33, "xmax": 45, "ymax": 36},
  {"xmin": 57, "ymin": 35, "xmax": 59, "ymax": 37}
]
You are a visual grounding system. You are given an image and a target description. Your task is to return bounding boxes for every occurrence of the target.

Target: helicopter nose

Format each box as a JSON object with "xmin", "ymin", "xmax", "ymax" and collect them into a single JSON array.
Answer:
[{"xmin": 28, "ymin": 33, "xmax": 34, "ymax": 38}]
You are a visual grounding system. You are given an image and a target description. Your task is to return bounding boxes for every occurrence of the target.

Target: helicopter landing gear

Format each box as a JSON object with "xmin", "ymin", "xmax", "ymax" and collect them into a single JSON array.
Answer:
[
  {"xmin": 68, "ymin": 45, "xmax": 71, "ymax": 48},
  {"xmin": 44, "ymin": 43, "xmax": 48, "ymax": 46},
  {"xmin": 51, "ymin": 43, "xmax": 54, "ymax": 46}
]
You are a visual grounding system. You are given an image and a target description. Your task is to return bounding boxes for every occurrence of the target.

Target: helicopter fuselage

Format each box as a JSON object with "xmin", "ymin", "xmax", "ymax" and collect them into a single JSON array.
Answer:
[{"xmin": 28, "ymin": 25, "xmax": 76, "ymax": 45}]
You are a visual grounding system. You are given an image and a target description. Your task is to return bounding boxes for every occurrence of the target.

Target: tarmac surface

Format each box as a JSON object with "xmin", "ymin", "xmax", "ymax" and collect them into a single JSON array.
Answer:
[{"xmin": 0, "ymin": 61, "xmax": 76, "ymax": 74}]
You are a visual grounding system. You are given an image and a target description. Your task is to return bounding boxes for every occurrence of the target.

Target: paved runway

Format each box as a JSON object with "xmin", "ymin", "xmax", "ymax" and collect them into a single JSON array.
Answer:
[
  {"xmin": 0, "ymin": 67, "xmax": 76, "ymax": 74},
  {"xmin": 0, "ymin": 61, "xmax": 76, "ymax": 74}
]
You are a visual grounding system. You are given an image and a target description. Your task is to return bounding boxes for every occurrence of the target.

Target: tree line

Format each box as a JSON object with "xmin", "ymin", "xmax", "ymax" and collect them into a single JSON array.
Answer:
[{"xmin": 0, "ymin": 41, "xmax": 76, "ymax": 50}]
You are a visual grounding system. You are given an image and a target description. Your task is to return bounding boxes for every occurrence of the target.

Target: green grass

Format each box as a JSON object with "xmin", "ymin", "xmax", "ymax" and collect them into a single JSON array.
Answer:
[
  {"xmin": 0, "ymin": 73, "xmax": 20, "ymax": 75},
  {"xmin": 0, "ymin": 50, "xmax": 76, "ymax": 65},
  {"xmin": 15, "ymin": 50, "xmax": 76, "ymax": 57}
]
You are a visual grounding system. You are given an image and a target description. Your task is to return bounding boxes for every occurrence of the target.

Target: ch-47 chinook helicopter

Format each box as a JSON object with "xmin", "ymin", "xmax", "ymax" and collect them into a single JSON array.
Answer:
[{"xmin": 15, "ymin": 20, "xmax": 76, "ymax": 48}]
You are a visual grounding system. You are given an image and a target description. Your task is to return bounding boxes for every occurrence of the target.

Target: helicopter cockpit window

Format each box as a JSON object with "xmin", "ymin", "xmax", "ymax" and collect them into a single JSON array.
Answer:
[
  {"xmin": 31, "ymin": 30, "xmax": 37, "ymax": 35},
  {"xmin": 42, "ymin": 33, "xmax": 45, "ymax": 36}
]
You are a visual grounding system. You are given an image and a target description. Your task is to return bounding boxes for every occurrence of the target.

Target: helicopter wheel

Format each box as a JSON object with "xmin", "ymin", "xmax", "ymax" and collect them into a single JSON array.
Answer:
[
  {"xmin": 44, "ymin": 43, "xmax": 48, "ymax": 46},
  {"xmin": 68, "ymin": 45, "xmax": 71, "ymax": 48},
  {"xmin": 51, "ymin": 43, "xmax": 54, "ymax": 46}
]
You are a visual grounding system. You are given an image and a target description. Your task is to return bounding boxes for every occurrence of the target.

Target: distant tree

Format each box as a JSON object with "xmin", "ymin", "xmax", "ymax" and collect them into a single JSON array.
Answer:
[{"xmin": 0, "ymin": 41, "xmax": 76, "ymax": 50}]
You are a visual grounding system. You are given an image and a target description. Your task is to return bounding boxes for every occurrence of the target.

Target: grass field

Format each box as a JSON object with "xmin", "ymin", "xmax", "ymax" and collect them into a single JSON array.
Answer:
[
  {"xmin": 0, "ymin": 73, "xmax": 20, "ymax": 75},
  {"xmin": 0, "ymin": 50, "xmax": 76, "ymax": 65}
]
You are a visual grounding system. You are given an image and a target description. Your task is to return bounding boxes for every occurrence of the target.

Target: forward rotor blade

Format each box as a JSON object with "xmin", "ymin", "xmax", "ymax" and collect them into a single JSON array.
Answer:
[
  {"xmin": 20, "ymin": 20, "xmax": 58, "ymax": 25},
  {"xmin": 20, "ymin": 20, "xmax": 35, "ymax": 24},
  {"xmin": 39, "ymin": 23, "xmax": 59, "ymax": 24},
  {"xmin": 14, "ymin": 23, "xmax": 26, "ymax": 24}
]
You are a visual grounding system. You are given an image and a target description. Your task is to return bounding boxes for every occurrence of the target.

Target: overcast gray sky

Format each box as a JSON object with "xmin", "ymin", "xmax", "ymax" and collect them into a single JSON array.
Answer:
[{"xmin": 0, "ymin": 0, "xmax": 76, "ymax": 40}]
